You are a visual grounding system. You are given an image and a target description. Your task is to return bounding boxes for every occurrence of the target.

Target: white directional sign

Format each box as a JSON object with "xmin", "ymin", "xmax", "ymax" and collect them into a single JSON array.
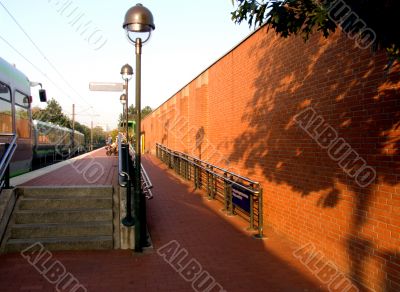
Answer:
[{"xmin": 89, "ymin": 82, "xmax": 124, "ymax": 92}]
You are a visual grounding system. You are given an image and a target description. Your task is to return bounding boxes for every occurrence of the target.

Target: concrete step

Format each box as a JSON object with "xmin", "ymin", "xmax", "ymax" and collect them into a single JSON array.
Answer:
[
  {"xmin": 5, "ymin": 236, "xmax": 113, "ymax": 252},
  {"xmin": 19, "ymin": 186, "xmax": 113, "ymax": 198},
  {"xmin": 19, "ymin": 197, "xmax": 112, "ymax": 210},
  {"xmin": 10, "ymin": 222, "xmax": 113, "ymax": 239},
  {"xmin": 15, "ymin": 208, "xmax": 113, "ymax": 224}
]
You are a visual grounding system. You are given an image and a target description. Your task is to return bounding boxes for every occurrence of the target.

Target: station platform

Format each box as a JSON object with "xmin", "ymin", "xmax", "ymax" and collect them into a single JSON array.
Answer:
[
  {"xmin": 0, "ymin": 153, "xmax": 327, "ymax": 291},
  {"xmin": 10, "ymin": 147, "xmax": 118, "ymax": 187}
]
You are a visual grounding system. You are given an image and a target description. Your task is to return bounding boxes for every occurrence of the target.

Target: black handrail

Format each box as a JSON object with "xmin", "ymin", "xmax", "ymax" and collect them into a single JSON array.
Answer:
[
  {"xmin": 118, "ymin": 134, "xmax": 129, "ymax": 187},
  {"xmin": 118, "ymin": 134, "xmax": 134, "ymax": 227},
  {"xmin": 0, "ymin": 134, "xmax": 17, "ymax": 193},
  {"xmin": 156, "ymin": 143, "xmax": 264, "ymax": 238},
  {"xmin": 128, "ymin": 143, "xmax": 154, "ymax": 199},
  {"xmin": 118, "ymin": 134, "xmax": 154, "ymax": 226}
]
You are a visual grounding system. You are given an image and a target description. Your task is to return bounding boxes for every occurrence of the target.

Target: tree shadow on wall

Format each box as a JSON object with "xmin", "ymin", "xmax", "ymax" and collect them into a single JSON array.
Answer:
[
  {"xmin": 195, "ymin": 127, "xmax": 205, "ymax": 159},
  {"xmin": 162, "ymin": 120, "xmax": 169, "ymax": 145},
  {"xmin": 228, "ymin": 31, "xmax": 400, "ymax": 290}
]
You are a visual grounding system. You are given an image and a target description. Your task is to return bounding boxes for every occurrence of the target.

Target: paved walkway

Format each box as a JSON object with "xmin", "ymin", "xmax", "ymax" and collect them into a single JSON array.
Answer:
[
  {"xmin": 0, "ymin": 154, "xmax": 326, "ymax": 291},
  {"xmin": 13, "ymin": 148, "xmax": 118, "ymax": 186}
]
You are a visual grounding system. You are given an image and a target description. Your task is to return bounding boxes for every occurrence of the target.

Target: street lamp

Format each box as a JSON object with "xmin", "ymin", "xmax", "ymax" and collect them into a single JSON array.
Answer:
[
  {"xmin": 123, "ymin": 3, "xmax": 155, "ymax": 252},
  {"xmin": 120, "ymin": 64, "xmax": 133, "ymax": 142},
  {"xmin": 120, "ymin": 93, "xmax": 127, "ymax": 138}
]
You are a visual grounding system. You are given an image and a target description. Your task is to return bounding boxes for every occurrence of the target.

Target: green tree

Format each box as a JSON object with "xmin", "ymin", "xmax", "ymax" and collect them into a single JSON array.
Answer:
[
  {"xmin": 118, "ymin": 105, "xmax": 153, "ymax": 126},
  {"xmin": 74, "ymin": 121, "xmax": 90, "ymax": 145},
  {"xmin": 141, "ymin": 106, "xmax": 153, "ymax": 119},
  {"xmin": 32, "ymin": 99, "xmax": 95, "ymax": 146},
  {"xmin": 92, "ymin": 126, "xmax": 106, "ymax": 144},
  {"xmin": 33, "ymin": 98, "xmax": 71, "ymax": 127},
  {"xmin": 231, "ymin": 0, "xmax": 399, "ymax": 63}
]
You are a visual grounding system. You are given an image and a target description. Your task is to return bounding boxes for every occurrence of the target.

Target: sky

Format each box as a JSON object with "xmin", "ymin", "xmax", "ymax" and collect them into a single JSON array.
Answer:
[{"xmin": 0, "ymin": 0, "xmax": 252, "ymax": 130}]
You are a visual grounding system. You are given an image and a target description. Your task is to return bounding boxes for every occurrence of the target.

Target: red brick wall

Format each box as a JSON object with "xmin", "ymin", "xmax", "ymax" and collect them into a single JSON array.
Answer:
[{"xmin": 142, "ymin": 26, "xmax": 400, "ymax": 291}]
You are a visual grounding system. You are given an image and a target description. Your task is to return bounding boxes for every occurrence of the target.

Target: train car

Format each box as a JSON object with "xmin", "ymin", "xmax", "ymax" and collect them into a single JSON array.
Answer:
[
  {"xmin": 0, "ymin": 57, "xmax": 33, "ymax": 176},
  {"xmin": 1, "ymin": 57, "xmax": 86, "ymax": 177},
  {"xmin": 32, "ymin": 120, "xmax": 85, "ymax": 165}
]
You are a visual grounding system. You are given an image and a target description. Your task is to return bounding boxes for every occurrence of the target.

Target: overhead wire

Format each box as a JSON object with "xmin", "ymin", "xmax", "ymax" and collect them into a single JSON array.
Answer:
[
  {"xmin": 0, "ymin": 34, "xmax": 76, "ymax": 101},
  {"xmin": 0, "ymin": 35, "xmax": 99, "ymax": 127},
  {"xmin": 0, "ymin": 1, "xmax": 95, "ymax": 110}
]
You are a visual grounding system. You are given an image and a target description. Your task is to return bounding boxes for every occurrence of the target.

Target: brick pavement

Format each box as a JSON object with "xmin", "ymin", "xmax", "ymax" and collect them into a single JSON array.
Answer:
[
  {"xmin": 0, "ymin": 154, "xmax": 327, "ymax": 291},
  {"xmin": 20, "ymin": 148, "xmax": 118, "ymax": 186}
]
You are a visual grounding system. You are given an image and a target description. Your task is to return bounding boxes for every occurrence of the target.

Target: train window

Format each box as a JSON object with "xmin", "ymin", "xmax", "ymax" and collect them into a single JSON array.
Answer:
[
  {"xmin": 15, "ymin": 91, "xmax": 30, "ymax": 107},
  {"xmin": 15, "ymin": 105, "xmax": 30, "ymax": 138},
  {"xmin": 0, "ymin": 83, "xmax": 11, "ymax": 100},
  {"xmin": 0, "ymin": 82, "xmax": 12, "ymax": 133},
  {"xmin": 15, "ymin": 92, "xmax": 31, "ymax": 139}
]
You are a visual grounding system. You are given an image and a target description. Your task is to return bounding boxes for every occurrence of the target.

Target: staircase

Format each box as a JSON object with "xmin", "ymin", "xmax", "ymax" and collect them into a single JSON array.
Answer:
[{"xmin": 1, "ymin": 186, "xmax": 114, "ymax": 252}]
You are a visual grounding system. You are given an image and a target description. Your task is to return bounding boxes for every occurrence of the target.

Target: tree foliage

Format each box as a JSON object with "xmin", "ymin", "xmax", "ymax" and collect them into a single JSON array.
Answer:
[
  {"xmin": 32, "ymin": 98, "xmax": 70, "ymax": 127},
  {"xmin": 91, "ymin": 126, "xmax": 106, "ymax": 145},
  {"xmin": 231, "ymin": 0, "xmax": 400, "ymax": 62},
  {"xmin": 32, "ymin": 98, "xmax": 93, "ymax": 144},
  {"xmin": 118, "ymin": 105, "xmax": 153, "ymax": 126}
]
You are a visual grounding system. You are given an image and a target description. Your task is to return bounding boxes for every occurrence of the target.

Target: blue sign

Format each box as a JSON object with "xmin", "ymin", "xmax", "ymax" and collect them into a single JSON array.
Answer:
[{"xmin": 232, "ymin": 184, "xmax": 252, "ymax": 213}]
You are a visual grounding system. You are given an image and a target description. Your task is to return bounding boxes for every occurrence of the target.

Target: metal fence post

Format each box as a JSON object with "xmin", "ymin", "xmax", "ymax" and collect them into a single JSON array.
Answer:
[
  {"xmin": 223, "ymin": 172, "xmax": 228, "ymax": 212},
  {"xmin": 169, "ymin": 152, "xmax": 173, "ymax": 169},
  {"xmin": 206, "ymin": 165, "xmax": 211, "ymax": 199},
  {"xmin": 248, "ymin": 183, "xmax": 255, "ymax": 230},
  {"xmin": 194, "ymin": 160, "xmax": 198, "ymax": 189},
  {"xmin": 183, "ymin": 155, "xmax": 187, "ymax": 180},
  {"xmin": 228, "ymin": 175, "xmax": 234, "ymax": 215},
  {"xmin": 212, "ymin": 171, "xmax": 216, "ymax": 200},
  {"xmin": 254, "ymin": 188, "xmax": 265, "ymax": 239}
]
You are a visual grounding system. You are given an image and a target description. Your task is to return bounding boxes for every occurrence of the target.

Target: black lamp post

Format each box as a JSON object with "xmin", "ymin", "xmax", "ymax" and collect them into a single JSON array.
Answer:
[
  {"xmin": 120, "ymin": 93, "xmax": 127, "ymax": 137},
  {"xmin": 123, "ymin": 3, "xmax": 155, "ymax": 252},
  {"xmin": 120, "ymin": 65, "xmax": 133, "ymax": 142}
]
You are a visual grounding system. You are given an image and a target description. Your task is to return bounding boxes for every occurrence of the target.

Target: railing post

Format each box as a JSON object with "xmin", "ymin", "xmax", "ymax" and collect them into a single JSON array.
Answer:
[
  {"xmin": 211, "ymin": 169, "xmax": 216, "ymax": 200},
  {"xmin": 223, "ymin": 172, "xmax": 228, "ymax": 212},
  {"xmin": 206, "ymin": 165, "xmax": 211, "ymax": 199},
  {"xmin": 177, "ymin": 155, "xmax": 181, "ymax": 175},
  {"xmin": 183, "ymin": 155, "xmax": 187, "ymax": 180},
  {"xmin": 194, "ymin": 160, "xmax": 197, "ymax": 189},
  {"xmin": 194, "ymin": 160, "xmax": 199, "ymax": 189},
  {"xmin": 254, "ymin": 188, "xmax": 265, "ymax": 239},
  {"xmin": 228, "ymin": 175, "xmax": 234, "ymax": 215},
  {"xmin": 169, "ymin": 151, "xmax": 173, "ymax": 169},
  {"xmin": 179, "ymin": 155, "xmax": 183, "ymax": 177},
  {"xmin": 207, "ymin": 166, "xmax": 215, "ymax": 200},
  {"xmin": 188, "ymin": 156, "xmax": 192, "ymax": 180},
  {"xmin": 248, "ymin": 183, "xmax": 255, "ymax": 230}
]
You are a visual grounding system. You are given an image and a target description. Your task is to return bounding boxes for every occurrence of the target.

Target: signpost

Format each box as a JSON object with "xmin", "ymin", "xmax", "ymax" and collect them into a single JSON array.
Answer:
[{"xmin": 89, "ymin": 82, "xmax": 124, "ymax": 92}]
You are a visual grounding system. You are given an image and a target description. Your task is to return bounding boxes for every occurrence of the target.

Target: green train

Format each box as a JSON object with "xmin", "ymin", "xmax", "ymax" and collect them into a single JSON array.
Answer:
[{"xmin": 0, "ymin": 57, "xmax": 85, "ymax": 177}]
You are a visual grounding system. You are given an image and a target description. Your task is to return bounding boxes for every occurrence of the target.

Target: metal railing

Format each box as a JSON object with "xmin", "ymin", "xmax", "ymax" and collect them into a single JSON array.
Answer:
[
  {"xmin": 118, "ymin": 134, "xmax": 154, "ymax": 226},
  {"xmin": 141, "ymin": 164, "xmax": 153, "ymax": 200},
  {"xmin": 0, "ymin": 134, "xmax": 17, "ymax": 194},
  {"xmin": 128, "ymin": 143, "xmax": 154, "ymax": 200},
  {"xmin": 156, "ymin": 143, "xmax": 264, "ymax": 238}
]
